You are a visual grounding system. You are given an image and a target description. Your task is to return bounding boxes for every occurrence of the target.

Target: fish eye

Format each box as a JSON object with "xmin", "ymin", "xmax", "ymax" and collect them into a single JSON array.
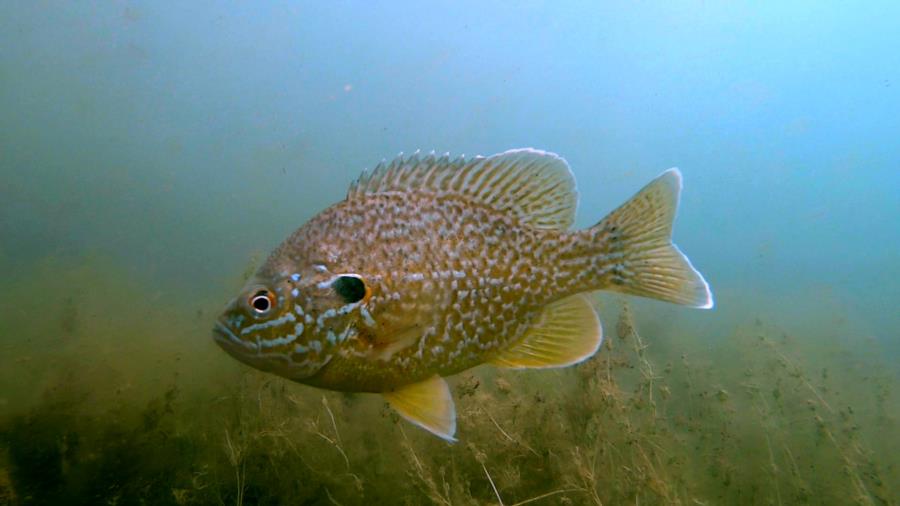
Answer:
[
  {"xmin": 249, "ymin": 289, "xmax": 274, "ymax": 314},
  {"xmin": 333, "ymin": 275, "xmax": 367, "ymax": 304}
]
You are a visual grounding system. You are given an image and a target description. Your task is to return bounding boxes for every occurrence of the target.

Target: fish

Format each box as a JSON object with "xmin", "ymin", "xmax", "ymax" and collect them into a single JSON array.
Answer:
[{"xmin": 213, "ymin": 148, "xmax": 713, "ymax": 441}]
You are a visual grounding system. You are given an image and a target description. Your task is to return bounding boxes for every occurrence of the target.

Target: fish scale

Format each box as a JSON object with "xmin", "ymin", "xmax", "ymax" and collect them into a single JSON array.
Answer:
[
  {"xmin": 213, "ymin": 148, "xmax": 713, "ymax": 441},
  {"xmin": 309, "ymin": 192, "xmax": 550, "ymax": 384}
]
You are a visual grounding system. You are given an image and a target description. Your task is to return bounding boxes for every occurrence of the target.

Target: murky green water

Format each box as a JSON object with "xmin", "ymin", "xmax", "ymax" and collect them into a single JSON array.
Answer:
[
  {"xmin": 2, "ymin": 2, "xmax": 898, "ymax": 505},
  {"xmin": 1, "ymin": 256, "xmax": 896, "ymax": 504}
]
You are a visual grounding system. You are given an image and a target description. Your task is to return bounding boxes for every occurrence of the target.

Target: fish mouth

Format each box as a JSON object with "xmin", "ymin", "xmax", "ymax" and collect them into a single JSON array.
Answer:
[
  {"xmin": 212, "ymin": 319, "xmax": 324, "ymax": 381},
  {"xmin": 212, "ymin": 320, "xmax": 256, "ymax": 351}
]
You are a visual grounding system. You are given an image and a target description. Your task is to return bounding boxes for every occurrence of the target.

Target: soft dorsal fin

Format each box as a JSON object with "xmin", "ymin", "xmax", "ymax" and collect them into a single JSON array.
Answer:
[
  {"xmin": 348, "ymin": 148, "xmax": 578, "ymax": 230},
  {"xmin": 490, "ymin": 294, "xmax": 602, "ymax": 369},
  {"xmin": 383, "ymin": 375, "xmax": 457, "ymax": 442}
]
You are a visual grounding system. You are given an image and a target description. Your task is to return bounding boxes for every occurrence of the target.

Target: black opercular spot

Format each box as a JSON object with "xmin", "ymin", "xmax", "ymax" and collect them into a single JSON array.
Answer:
[{"xmin": 333, "ymin": 276, "xmax": 366, "ymax": 304}]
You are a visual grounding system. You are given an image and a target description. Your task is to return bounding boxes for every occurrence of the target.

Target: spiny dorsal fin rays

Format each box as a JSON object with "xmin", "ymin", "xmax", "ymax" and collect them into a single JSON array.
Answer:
[
  {"xmin": 349, "ymin": 151, "xmax": 467, "ymax": 199},
  {"xmin": 347, "ymin": 148, "xmax": 579, "ymax": 231},
  {"xmin": 383, "ymin": 375, "xmax": 457, "ymax": 442}
]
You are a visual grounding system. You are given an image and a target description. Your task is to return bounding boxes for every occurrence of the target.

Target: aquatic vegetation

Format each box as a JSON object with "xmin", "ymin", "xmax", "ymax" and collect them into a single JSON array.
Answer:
[
  {"xmin": 0, "ymin": 258, "xmax": 897, "ymax": 504},
  {"xmin": 2, "ymin": 1, "xmax": 898, "ymax": 504}
]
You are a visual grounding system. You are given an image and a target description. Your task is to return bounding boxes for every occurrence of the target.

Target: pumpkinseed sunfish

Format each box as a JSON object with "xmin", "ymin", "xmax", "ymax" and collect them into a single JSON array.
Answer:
[{"xmin": 213, "ymin": 149, "xmax": 713, "ymax": 440}]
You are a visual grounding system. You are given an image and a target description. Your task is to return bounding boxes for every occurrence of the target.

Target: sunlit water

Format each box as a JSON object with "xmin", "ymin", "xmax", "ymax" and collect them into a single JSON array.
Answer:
[{"xmin": 1, "ymin": 2, "xmax": 897, "ymax": 504}]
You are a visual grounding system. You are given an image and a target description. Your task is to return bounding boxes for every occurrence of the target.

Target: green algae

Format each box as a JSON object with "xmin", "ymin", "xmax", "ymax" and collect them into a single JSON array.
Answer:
[{"xmin": 0, "ymin": 257, "xmax": 897, "ymax": 505}]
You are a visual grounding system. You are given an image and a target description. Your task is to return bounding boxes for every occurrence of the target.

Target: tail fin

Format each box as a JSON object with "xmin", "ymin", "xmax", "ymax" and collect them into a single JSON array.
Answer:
[{"xmin": 591, "ymin": 168, "xmax": 713, "ymax": 308}]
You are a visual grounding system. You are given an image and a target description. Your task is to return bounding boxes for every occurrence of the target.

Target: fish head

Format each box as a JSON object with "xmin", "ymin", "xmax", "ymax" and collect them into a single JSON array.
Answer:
[{"xmin": 213, "ymin": 254, "xmax": 371, "ymax": 382}]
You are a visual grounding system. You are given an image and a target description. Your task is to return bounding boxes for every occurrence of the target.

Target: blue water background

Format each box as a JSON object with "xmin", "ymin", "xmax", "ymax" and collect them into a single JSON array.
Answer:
[{"xmin": 1, "ymin": 1, "xmax": 897, "ymax": 356}]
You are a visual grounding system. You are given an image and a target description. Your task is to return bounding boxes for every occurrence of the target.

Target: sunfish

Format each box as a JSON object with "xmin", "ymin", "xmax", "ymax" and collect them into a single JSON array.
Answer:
[{"xmin": 213, "ymin": 149, "xmax": 713, "ymax": 441}]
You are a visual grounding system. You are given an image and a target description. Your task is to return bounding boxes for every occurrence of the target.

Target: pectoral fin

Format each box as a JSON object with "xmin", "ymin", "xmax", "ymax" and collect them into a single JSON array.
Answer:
[
  {"xmin": 490, "ymin": 294, "xmax": 602, "ymax": 369},
  {"xmin": 383, "ymin": 375, "xmax": 457, "ymax": 442}
]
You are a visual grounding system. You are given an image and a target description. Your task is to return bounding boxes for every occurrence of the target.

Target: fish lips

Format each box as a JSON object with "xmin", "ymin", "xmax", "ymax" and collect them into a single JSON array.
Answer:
[
  {"xmin": 211, "ymin": 320, "xmax": 327, "ymax": 381},
  {"xmin": 212, "ymin": 320, "xmax": 258, "ymax": 355}
]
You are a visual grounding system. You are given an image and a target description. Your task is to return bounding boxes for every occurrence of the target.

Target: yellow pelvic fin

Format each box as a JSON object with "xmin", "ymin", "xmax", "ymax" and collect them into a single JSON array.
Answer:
[
  {"xmin": 383, "ymin": 375, "xmax": 457, "ymax": 442},
  {"xmin": 348, "ymin": 148, "xmax": 578, "ymax": 230},
  {"xmin": 490, "ymin": 294, "xmax": 602, "ymax": 369}
]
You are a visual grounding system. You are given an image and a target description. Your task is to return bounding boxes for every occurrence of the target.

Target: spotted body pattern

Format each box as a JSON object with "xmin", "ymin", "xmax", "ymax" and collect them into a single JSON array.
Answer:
[{"xmin": 214, "ymin": 149, "xmax": 713, "ymax": 440}]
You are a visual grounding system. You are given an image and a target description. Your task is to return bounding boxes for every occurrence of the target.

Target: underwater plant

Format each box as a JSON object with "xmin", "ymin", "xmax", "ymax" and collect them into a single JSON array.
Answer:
[{"xmin": 0, "ymin": 258, "xmax": 896, "ymax": 505}]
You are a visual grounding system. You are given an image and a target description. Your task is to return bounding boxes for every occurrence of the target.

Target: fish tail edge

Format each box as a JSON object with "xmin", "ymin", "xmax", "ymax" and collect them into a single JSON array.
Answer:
[{"xmin": 588, "ymin": 168, "xmax": 714, "ymax": 309}]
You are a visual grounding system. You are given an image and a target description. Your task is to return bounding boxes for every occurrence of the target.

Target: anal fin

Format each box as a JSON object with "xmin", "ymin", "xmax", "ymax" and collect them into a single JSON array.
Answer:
[
  {"xmin": 490, "ymin": 294, "xmax": 602, "ymax": 369},
  {"xmin": 383, "ymin": 375, "xmax": 457, "ymax": 442}
]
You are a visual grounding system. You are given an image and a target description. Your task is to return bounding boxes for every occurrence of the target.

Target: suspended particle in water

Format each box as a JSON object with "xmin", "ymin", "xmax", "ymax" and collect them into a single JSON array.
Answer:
[
  {"xmin": 616, "ymin": 303, "xmax": 636, "ymax": 341},
  {"xmin": 716, "ymin": 389, "xmax": 729, "ymax": 402}
]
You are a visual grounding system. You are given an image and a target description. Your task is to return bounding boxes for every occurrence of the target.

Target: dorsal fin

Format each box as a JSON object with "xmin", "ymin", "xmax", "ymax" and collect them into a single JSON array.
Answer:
[{"xmin": 348, "ymin": 148, "xmax": 579, "ymax": 230}]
